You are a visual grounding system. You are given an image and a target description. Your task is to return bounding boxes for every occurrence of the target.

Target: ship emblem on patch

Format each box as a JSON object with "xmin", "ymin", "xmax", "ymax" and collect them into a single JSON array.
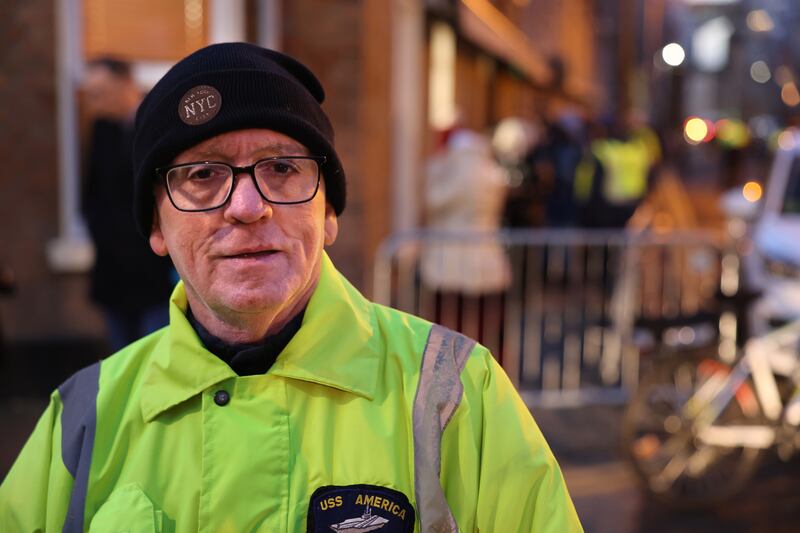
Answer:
[
  {"xmin": 330, "ymin": 505, "xmax": 388, "ymax": 532},
  {"xmin": 307, "ymin": 484, "xmax": 415, "ymax": 533}
]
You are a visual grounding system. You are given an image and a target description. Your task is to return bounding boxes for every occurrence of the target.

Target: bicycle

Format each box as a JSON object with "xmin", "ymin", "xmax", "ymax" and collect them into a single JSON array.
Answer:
[
  {"xmin": 622, "ymin": 316, "xmax": 800, "ymax": 505},
  {"xmin": 621, "ymin": 128, "xmax": 800, "ymax": 506}
]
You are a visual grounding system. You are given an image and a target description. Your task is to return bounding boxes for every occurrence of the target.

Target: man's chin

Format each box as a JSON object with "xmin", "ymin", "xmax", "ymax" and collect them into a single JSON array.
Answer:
[
  {"xmin": 216, "ymin": 286, "xmax": 294, "ymax": 314},
  {"xmin": 224, "ymin": 295, "xmax": 286, "ymax": 314}
]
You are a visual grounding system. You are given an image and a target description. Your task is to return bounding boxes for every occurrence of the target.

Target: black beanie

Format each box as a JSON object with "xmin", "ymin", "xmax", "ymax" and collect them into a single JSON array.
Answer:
[{"xmin": 132, "ymin": 42, "xmax": 346, "ymax": 237}]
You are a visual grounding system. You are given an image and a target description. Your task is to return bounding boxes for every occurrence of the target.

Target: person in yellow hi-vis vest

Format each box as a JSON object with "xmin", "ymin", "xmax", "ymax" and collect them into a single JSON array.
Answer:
[
  {"xmin": 574, "ymin": 115, "xmax": 660, "ymax": 228},
  {"xmin": 0, "ymin": 43, "xmax": 582, "ymax": 533}
]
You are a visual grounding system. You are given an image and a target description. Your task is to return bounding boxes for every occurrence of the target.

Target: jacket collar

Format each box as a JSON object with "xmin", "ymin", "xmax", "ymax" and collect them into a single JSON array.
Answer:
[{"xmin": 140, "ymin": 252, "xmax": 380, "ymax": 422}]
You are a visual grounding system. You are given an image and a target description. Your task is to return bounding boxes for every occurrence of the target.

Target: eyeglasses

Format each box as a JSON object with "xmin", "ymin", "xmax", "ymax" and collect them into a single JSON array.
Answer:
[{"xmin": 156, "ymin": 155, "xmax": 325, "ymax": 212}]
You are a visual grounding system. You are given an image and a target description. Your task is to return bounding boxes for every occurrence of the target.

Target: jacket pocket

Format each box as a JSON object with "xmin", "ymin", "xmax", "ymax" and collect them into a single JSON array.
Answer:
[{"xmin": 89, "ymin": 483, "xmax": 164, "ymax": 533}]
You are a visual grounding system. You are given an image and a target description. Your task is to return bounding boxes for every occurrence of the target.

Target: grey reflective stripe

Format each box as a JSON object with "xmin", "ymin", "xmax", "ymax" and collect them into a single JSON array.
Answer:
[
  {"xmin": 59, "ymin": 361, "xmax": 100, "ymax": 533},
  {"xmin": 413, "ymin": 324, "xmax": 476, "ymax": 533}
]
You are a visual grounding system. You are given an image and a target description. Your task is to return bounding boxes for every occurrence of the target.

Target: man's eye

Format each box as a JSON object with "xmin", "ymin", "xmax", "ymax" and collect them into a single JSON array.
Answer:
[
  {"xmin": 188, "ymin": 166, "xmax": 224, "ymax": 180},
  {"xmin": 265, "ymin": 160, "xmax": 299, "ymax": 176}
]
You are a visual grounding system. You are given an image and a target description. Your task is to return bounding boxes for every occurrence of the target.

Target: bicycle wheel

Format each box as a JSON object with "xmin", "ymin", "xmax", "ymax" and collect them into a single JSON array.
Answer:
[{"xmin": 621, "ymin": 353, "xmax": 764, "ymax": 506}]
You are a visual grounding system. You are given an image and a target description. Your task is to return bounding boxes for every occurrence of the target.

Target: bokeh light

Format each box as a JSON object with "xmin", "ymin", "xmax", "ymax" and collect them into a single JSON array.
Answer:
[
  {"xmin": 715, "ymin": 118, "xmax": 749, "ymax": 148},
  {"xmin": 692, "ymin": 16, "xmax": 733, "ymax": 72},
  {"xmin": 749, "ymin": 114, "xmax": 778, "ymax": 139},
  {"xmin": 746, "ymin": 10, "xmax": 775, "ymax": 32},
  {"xmin": 662, "ymin": 43, "xmax": 685, "ymax": 67},
  {"xmin": 742, "ymin": 181, "xmax": 763, "ymax": 203},
  {"xmin": 778, "ymin": 130, "xmax": 796, "ymax": 150},
  {"xmin": 684, "ymin": 117, "xmax": 709, "ymax": 144},
  {"xmin": 781, "ymin": 82, "xmax": 800, "ymax": 107},
  {"xmin": 750, "ymin": 60, "xmax": 771, "ymax": 83}
]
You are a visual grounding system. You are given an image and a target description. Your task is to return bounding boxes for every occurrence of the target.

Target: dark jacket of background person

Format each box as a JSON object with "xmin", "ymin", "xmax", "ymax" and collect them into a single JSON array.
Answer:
[
  {"xmin": 542, "ymin": 116, "xmax": 585, "ymax": 227},
  {"xmin": 81, "ymin": 118, "xmax": 174, "ymax": 312}
]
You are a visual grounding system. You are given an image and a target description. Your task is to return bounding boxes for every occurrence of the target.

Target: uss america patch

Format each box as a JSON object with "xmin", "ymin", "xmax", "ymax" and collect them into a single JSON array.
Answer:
[{"xmin": 307, "ymin": 484, "xmax": 415, "ymax": 532}]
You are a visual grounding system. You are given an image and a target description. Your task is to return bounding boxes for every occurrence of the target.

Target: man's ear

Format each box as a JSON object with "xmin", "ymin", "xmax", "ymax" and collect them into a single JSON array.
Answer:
[
  {"xmin": 149, "ymin": 208, "xmax": 169, "ymax": 257},
  {"xmin": 324, "ymin": 202, "xmax": 338, "ymax": 246}
]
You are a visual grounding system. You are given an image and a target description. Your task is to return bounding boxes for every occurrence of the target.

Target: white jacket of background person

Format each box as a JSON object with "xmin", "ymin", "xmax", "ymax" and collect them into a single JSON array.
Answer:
[{"xmin": 421, "ymin": 128, "xmax": 512, "ymax": 295}]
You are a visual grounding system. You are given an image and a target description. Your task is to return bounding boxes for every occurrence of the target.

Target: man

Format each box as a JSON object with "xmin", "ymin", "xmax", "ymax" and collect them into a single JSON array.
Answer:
[
  {"xmin": 574, "ymin": 113, "xmax": 659, "ymax": 229},
  {"xmin": 1, "ymin": 43, "xmax": 581, "ymax": 532},
  {"xmin": 81, "ymin": 58, "xmax": 174, "ymax": 350}
]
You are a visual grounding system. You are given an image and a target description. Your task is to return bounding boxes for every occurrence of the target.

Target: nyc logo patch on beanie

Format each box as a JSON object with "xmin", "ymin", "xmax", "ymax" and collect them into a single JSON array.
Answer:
[{"xmin": 178, "ymin": 85, "xmax": 222, "ymax": 125}]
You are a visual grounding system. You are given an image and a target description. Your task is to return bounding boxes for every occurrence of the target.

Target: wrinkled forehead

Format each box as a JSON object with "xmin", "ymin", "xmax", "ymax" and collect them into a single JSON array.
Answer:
[{"xmin": 172, "ymin": 128, "xmax": 312, "ymax": 165}]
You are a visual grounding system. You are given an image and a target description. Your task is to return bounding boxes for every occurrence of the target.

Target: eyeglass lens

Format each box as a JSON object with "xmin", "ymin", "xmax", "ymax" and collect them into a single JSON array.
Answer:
[{"xmin": 166, "ymin": 157, "xmax": 319, "ymax": 211}]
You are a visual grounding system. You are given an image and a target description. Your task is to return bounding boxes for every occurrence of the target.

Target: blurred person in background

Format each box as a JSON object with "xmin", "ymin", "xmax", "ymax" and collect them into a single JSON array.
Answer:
[
  {"xmin": 1, "ymin": 43, "xmax": 581, "ymax": 532},
  {"xmin": 516, "ymin": 110, "xmax": 586, "ymax": 228},
  {"xmin": 81, "ymin": 57, "xmax": 174, "ymax": 351},
  {"xmin": 574, "ymin": 110, "xmax": 661, "ymax": 228},
  {"xmin": 495, "ymin": 116, "xmax": 544, "ymax": 227},
  {"xmin": 421, "ymin": 123, "xmax": 512, "ymax": 358}
]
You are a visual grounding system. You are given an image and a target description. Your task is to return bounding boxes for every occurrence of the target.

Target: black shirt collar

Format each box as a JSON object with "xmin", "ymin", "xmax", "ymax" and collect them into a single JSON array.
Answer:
[{"xmin": 187, "ymin": 307, "xmax": 305, "ymax": 376}]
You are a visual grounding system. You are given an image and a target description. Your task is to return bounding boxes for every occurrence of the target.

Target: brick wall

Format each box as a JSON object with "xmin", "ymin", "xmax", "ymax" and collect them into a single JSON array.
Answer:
[
  {"xmin": 0, "ymin": 0, "xmax": 391, "ymax": 348},
  {"xmin": 0, "ymin": 0, "xmax": 106, "ymax": 343},
  {"xmin": 520, "ymin": 0, "xmax": 601, "ymax": 106},
  {"xmin": 0, "ymin": 0, "xmax": 603, "ymax": 346},
  {"xmin": 282, "ymin": 0, "xmax": 368, "ymax": 289}
]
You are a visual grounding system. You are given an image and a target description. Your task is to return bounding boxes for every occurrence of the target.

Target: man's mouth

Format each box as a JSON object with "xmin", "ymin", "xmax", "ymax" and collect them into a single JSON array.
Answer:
[{"xmin": 226, "ymin": 250, "xmax": 279, "ymax": 259}]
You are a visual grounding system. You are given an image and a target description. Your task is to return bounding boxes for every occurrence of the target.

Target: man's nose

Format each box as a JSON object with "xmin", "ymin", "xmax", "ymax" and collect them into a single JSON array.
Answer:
[{"xmin": 223, "ymin": 172, "xmax": 272, "ymax": 223}]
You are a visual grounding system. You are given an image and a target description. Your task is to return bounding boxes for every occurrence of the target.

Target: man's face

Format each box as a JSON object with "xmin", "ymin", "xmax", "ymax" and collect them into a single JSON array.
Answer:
[
  {"xmin": 82, "ymin": 66, "xmax": 131, "ymax": 119},
  {"xmin": 149, "ymin": 129, "xmax": 338, "ymax": 331}
]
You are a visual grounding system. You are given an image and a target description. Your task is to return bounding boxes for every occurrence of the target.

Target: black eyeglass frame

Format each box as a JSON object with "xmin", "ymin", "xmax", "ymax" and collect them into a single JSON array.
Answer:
[{"xmin": 155, "ymin": 155, "xmax": 326, "ymax": 213}]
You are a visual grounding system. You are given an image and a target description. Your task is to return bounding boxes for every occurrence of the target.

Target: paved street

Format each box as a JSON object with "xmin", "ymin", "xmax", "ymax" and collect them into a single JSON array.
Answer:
[
  {"xmin": 562, "ymin": 456, "xmax": 800, "ymax": 533},
  {"xmin": 535, "ymin": 405, "xmax": 800, "ymax": 533}
]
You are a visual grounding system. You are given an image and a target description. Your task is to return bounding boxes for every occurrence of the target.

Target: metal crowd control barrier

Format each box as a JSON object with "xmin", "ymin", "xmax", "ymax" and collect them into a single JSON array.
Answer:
[{"xmin": 374, "ymin": 229, "xmax": 726, "ymax": 407}]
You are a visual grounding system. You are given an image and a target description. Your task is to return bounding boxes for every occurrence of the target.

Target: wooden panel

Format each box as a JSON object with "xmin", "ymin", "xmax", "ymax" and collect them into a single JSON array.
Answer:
[
  {"xmin": 83, "ymin": 0, "xmax": 208, "ymax": 61},
  {"xmin": 493, "ymin": 69, "xmax": 517, "ymax": 119},
  {"xmin": 455, "ymin": 47, "xmax": 474, "ymax": 127}
]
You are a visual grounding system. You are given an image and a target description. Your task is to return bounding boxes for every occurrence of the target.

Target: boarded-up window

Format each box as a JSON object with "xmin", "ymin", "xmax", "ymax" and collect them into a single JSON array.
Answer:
[{"xmin": 83, "ymin": 0, "xmax": 208, "ymax": 61}]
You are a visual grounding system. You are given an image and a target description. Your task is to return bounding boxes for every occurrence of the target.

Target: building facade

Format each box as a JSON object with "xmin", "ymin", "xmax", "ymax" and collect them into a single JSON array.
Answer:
[{"xmin": 0, "ymin": 0, "xmax": 602, "ymax": 368}]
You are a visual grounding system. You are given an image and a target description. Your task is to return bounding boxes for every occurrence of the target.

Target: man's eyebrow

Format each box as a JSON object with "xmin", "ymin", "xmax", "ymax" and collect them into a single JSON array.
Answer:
[
  {"xmin": 253, "ymin": 142, "xmax": 310, "ymax": 156},
  {"xmin": 191, "ymin": 142, "xmax": 310, "ymax": 161}
]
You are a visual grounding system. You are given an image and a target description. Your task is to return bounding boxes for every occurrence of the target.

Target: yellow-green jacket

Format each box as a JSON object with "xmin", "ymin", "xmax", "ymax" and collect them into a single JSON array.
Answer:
[{"xmin": 0, "ymin": 254, "xmax": 581, "ymax": 532}]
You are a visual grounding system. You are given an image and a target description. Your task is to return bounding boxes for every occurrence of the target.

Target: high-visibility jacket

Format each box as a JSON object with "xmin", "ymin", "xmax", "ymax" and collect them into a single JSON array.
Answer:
[
  {"xmin": 574, "ymin": 129, "xmax": 659, "ymax": 205},
  {"xmin": 0, "ymin": 253, "xmax": 582, "ymax": 532}
]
